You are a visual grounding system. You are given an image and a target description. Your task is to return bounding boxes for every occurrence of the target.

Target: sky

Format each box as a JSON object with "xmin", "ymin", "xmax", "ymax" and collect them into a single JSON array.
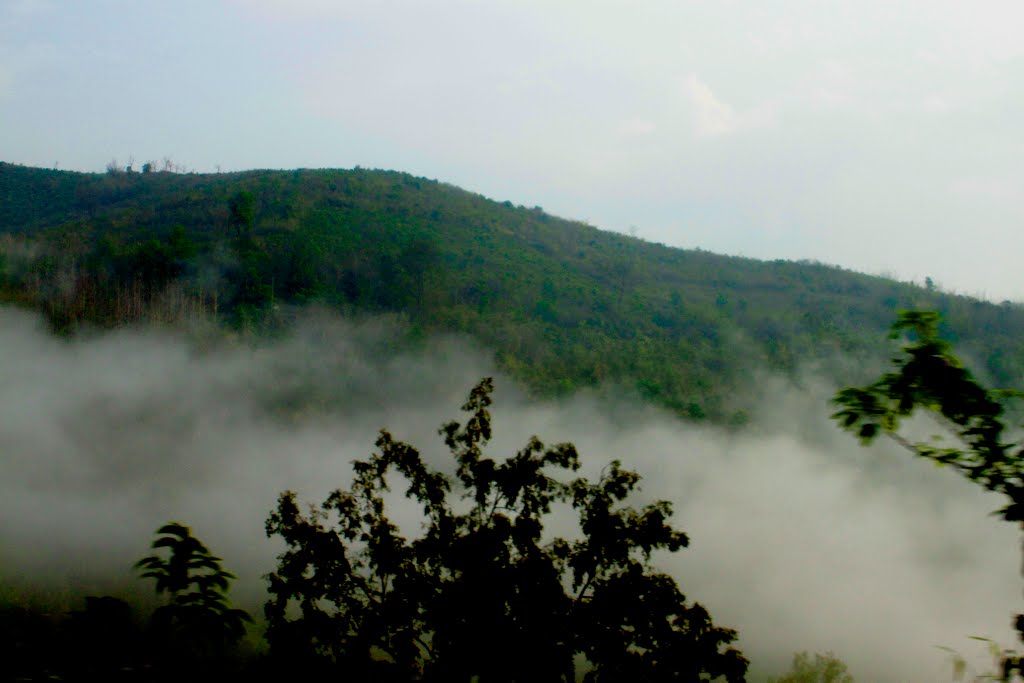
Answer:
[{"xmin": 1, "ymin": 0, "xmax": 1023, "ymax": 299}]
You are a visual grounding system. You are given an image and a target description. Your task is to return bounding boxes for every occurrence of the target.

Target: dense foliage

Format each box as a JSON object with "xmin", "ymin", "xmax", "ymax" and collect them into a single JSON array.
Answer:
[
  {"xmin": 135, "ymin": 522, "xmax": 252, "ymax": 663},
  {"xmin": 2, "ymin": 523, "xmax": 252, "ymax": 681},
  {"xmin": 1, "ymin": 380, "xmax": 753, "ymax": 681},
  {"xmin": 5, "ymin": 162, "xmax": 1024, "ymax": 423},
  {"xmin": 833, "ymin": 311, "xmax": 1024, "ymax": 680},
  {"xmin": 264, "ymin": 377, "xmax": 747, "ymax": 681}
]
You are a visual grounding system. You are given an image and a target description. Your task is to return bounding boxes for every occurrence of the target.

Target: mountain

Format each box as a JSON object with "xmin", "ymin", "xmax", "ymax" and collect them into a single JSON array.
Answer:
[{"xmin": 3, "ymin": 160, "xmax": 1023, "ymax": 422}]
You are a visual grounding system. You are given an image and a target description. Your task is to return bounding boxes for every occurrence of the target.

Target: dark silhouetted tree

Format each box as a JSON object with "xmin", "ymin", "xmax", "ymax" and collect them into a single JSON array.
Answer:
[
  {"xmin": 265, "ymin": 377, "xmax": 747, "ymax": 681},
  {"xmin": 833, "ymin": 310, "xmax": 1024, "ymax": 681},
  {"xmin": 63, "ymin": 596, "xmax": 142, "ymax": 677},
  {"xmin": 135, "ymin": 522, "xmax": 251, "ymax": 666}
]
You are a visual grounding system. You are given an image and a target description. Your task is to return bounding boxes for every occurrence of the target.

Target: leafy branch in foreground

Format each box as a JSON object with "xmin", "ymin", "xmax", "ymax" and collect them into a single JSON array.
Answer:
[
  {"xmin": 264, "ymin": 377, "xmax": 747, "ymax": 681},
  {"xmin": 135, "ymin": 522, "xmax": 251, "ymax": 662},
  {"xmin": 832, "ymin": 310, "xmax": 1024, "ymax": 680},
  {"xmin": 833, "ymin": 310, "xmax": 1024, "ymax": 521}
]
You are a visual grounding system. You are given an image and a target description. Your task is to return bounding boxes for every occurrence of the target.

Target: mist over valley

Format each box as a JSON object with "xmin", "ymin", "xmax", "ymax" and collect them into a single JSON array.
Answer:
[
  {"xmin": 1, "ymin": 304, "xmax": 1018, "ymax": 681},
  {"xmin": 5, "ymin": 2, "xmax": 1024, "ymax": 677}
]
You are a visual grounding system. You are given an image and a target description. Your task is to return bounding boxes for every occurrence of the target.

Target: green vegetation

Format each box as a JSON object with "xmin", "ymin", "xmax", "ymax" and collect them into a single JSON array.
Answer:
[
  {"xmin": 2, "ymin": 380, "xmax": 748, "ymax": 681},
  {"xmin": 6, "ymin": 158, "xmax": 1024, "ymax": 679},
  {"xmin": 264, "ymin": 377, "xmax": 746, "ymax": 681},
  {"xmin": 5, "ymin": 161, "xmax": 1024, "ymax": 422},
  {"xmin": 833, "ymin": 311, "xmax": 1024, "ymax": 680},
  {"xmin": 135, "ymin": 522, "xmax": 252, "ymax": 665},
  {"xmin": 2, "ymin": 523, "xmax": 251, "ymax": 681}
]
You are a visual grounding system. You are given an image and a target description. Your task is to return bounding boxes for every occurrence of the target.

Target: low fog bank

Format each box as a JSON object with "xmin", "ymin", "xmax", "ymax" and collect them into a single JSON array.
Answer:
[{"xmin": 0, "ymin": 306, "xmax": 1018, "ymax": 681}]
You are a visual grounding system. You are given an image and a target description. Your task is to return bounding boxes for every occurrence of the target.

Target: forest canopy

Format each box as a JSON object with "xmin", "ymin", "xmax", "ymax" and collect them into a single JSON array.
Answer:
[
  {"xmin": 263, "ymin": 377, "xmax": 748, "ymax": 681},
  {"xmin": 4, "ymin": 162, "xmax": 1024, "ymax": 424}
]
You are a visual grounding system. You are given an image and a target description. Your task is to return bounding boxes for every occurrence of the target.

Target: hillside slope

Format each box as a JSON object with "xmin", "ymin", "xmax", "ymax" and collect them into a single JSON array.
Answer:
[{"xmin": 3, "ymin": 161, "xmax": 1023, "ymax": 421}]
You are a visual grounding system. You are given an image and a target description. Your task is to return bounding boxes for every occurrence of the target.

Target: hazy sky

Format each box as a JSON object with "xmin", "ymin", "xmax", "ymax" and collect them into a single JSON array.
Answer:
[{"xmin": 2, "ymin": 0, "xmax": 1023, "ymax": 299}]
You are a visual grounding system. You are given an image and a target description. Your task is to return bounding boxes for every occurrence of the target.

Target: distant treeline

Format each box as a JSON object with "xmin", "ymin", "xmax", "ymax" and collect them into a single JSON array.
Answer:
[{"xmin": 3, "ymin": 161, "xmax": 1024, "ymax": 422}]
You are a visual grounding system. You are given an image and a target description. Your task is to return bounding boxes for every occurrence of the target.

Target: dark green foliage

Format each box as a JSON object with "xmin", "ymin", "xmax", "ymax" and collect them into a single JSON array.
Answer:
[
  {"xmin": 0, "ymin": 602, "xmax": 65, "ymax": 679},
  {"xmin": 832, "ymin": 311, "xmax": 1024, "ymax": 680},
  {"xmin": 116, "ymin": 226, "xmax": 197, "ymax": 287},
  {"xmin": 2, "ymin": 526, "xmax": 251, "ymax": 681},
  {"xmin": 0, "ymin": 596, "xmax": 145, "ymax": 680},
  {"xmin": 832, "ymin": 311, "xmax": 1024, "ymax": 521},
  {"xmin": 64, "ymin": 596, "xmax": 143, "ymax": 678},
  {"xmin": 135, "ymin": 522, "xmax": 251, "ymax": 662},
  {"xmin": 264, "ymin": 378, "xmax": 747, "ymax": 681},
  {"xmin": 6, "ymin": 162, "xmax": 1024, "ymax": 420},
  {"xmin": 229, "ymin": 190, "xmax": 256, "ymax": 239}
]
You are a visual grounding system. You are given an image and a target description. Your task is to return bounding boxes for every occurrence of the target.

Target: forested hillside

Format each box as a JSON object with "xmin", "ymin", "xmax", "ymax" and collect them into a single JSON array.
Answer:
[{"xmin": 3, "ymin": 161, "xmax": 1023, "ymax": 422}]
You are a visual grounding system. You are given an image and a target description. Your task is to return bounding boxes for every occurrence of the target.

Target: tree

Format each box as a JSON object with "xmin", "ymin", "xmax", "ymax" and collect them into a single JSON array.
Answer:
[
  {"xmin": 225, "ymin": 190, "xmax": 274, "ymax": 322},
  {"xmin": 62, "ymin": 596, "xmax": 142, "ymax": 677},
  {"xmin": 832, "ymin": 310, "xmax": 1024, "ymax": 680},
  {"xmin": 228, "ymin": 190, "xmax": 256, "ymax": 240},
  {"xmin": 397, "ymin": 237, "xmax": 440, "ymax": 314},
  {"xmin": 135, "ymin": 522, "xmax": 251, "ymax": 663},
  {"xmin": 265, "ymin": 377, "xmax": 747, "ymax": 681},
  {"xmin": 768, "ymin": 651, "xmax": 854, "ymax": 683}
]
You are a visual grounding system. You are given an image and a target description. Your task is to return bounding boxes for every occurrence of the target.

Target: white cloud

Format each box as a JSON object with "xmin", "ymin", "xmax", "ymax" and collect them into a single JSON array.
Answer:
[
  {"xmin": 684, "ymin": 74, "xmax": 741, "ymax": 137},
  {"xmin": 951, "ymin": 176, "xmax": 1021, "ymax": 201},
  {"xmin": 921, "ymin": 0, "xmax": 1024, "ymax": 66},
  {"xmin": 807, "ymin": 60, "xmax": 859, "ymax": 108},
  {"xmin": 683, "ymin": 73, "xmax": 775, "ymax": 138}
]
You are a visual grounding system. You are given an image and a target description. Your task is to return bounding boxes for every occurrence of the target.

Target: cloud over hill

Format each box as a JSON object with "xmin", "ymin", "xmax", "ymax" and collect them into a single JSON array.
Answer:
[{"xmin": 0, "ymin": 305, "xmax": 1017, "ymax": 681}]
